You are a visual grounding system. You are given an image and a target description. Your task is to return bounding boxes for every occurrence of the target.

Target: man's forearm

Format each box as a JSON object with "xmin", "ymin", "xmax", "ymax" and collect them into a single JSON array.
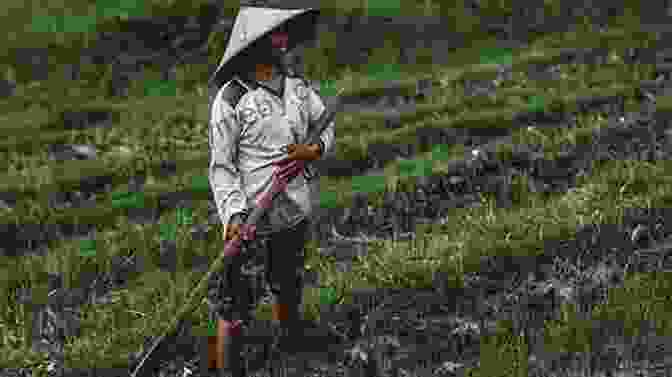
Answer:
[{"xmin": 309, "ymin": 142, "xmax": 324, "ymax": 157}]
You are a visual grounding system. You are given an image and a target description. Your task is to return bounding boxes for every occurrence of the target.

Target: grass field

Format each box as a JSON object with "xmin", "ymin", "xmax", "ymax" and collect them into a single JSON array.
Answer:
[{"xmin": 1, "ymin": 1, "xmax": 671, "ymax": 376}]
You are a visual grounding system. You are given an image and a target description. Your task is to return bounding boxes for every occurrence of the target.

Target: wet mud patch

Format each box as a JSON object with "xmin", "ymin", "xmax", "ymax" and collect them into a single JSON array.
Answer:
[{"xmin": 51, "ymin": 110, "xmax": 117, "ymax": 132}]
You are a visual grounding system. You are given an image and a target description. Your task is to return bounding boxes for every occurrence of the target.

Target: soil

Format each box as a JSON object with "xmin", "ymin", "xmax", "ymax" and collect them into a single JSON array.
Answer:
[{"xmin": 5, "ymin": 8, "xmax": 672, "ymax": 377}]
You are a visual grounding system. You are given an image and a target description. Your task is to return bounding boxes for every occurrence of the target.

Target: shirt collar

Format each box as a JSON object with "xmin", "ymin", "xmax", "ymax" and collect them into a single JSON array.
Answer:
[{"xmin": 256, "ymin": 74, "xmax": 285, "ymax": 99}]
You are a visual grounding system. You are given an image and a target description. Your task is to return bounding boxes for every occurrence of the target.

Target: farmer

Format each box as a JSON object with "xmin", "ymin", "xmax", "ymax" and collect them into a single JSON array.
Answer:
[{"xmin": 206, "ymin": 3, "xmax": 334, "ymax": 376}]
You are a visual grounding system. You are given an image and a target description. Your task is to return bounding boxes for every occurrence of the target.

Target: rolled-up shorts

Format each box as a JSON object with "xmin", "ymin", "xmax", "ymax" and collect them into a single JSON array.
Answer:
[{"xmin": 206, "ymin": 218, "xmax": 311, "ymax": 321}]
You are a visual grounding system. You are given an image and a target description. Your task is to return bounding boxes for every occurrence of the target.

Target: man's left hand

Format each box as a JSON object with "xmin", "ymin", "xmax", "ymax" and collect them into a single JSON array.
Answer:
[{"xmin": 274, "ymin": 143, "xmax": 321, "ymax": 165}]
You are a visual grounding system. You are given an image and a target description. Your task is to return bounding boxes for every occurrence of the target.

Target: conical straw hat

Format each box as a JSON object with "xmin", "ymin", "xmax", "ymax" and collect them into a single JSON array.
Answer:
[{"xmin": 208, "ymin": 5, "xmax": 317, "ymax": 86}]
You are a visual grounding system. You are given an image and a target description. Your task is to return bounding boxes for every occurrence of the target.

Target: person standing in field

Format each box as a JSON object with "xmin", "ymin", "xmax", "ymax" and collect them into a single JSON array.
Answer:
[{"xmin": 206, "ymin": 3, "xmax": 334, "ymax": 376}]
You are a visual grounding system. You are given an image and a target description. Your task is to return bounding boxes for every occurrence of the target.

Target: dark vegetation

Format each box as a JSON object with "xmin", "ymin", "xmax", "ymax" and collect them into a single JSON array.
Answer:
[{"xmin": 2, "ymin": 1, "xmax": 672, "ymax": 377}]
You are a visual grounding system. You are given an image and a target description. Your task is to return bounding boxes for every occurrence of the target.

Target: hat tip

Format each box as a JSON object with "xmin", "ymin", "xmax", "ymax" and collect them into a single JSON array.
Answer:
[{"xmin": 239, "ymin": 0, "xmax": 316, "ymax": 10}]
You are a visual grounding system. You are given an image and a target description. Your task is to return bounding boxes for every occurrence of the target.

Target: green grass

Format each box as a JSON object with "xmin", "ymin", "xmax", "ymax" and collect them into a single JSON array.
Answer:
[
  {"xmin": 0, "ymin": 27, "xmax": 652, "ymax": 170},
  {"xmin": 3, "ymin": 94, "xmax": 656, "ymax": 318},
  {"xmin": 5, "ymin": 144, "xmax": 671, "ymax": 370},
  {"xmin": 0, "ymin": 0, "xmax": 239, "ymax": 62},
  {"xmin": 338, "ymin": 159, "xmax": 672, "ymax": 291},
  {"xmin": 0, "ymin": 18, "xmax": 649, "ymax": 125},
  {"xmin": 0, "ymin": 77, "xmax": 647, "ymax": 230},
  {"xmin": 1, "ymin": 6, "xmax": 670, "ymax": 373},
  {"xmin": 0, "ymin": 56, "xmax": 656, "ymax": 276},
  {"xmin": 336, "ymin": 79, "xmax": 647, "ymax": 168},
  {"xmin": 0, "ymin": 49, "xmax": 653, "ymax": 199}
]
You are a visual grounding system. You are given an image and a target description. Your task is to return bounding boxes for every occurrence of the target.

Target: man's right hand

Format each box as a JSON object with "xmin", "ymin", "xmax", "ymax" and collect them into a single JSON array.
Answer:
[
  {"xmin": 225, "ymin": 222, "xmax": 242, "ymax": 241},
  {"xmin": 224, "ymin": 212, "xmax": 247, "ymax": 241}
]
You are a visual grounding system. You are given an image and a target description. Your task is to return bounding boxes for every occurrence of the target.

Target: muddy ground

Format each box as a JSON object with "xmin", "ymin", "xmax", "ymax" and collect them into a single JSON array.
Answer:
[
  {"xmin": 5, "ymin": 6, "xmax": 672, "ymax": 377},
  {"xmin": 9, "ymin": 65, "xmax": 672, "ymax": 377}
]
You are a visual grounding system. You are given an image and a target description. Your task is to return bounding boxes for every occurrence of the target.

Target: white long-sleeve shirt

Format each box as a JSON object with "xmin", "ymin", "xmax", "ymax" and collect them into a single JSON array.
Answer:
[{"xmin": 208, "ymin": 74, "xmax": 335, "ymax": 236}]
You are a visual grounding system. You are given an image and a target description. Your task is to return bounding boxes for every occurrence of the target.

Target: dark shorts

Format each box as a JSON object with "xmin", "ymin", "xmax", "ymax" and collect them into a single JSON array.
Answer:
[{"xmin": 207, "ymin": 218, "xmax": 311, "ymax": 321}]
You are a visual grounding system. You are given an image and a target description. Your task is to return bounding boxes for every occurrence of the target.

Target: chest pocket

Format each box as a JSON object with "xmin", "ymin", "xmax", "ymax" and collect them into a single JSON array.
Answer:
[
  {"xmin": 237, "ymin": 93, "xmax": 293, "ymax": 148},
  {"xmin": 254, "ymin": 95, "xmax": 274, "ymax": 119}
]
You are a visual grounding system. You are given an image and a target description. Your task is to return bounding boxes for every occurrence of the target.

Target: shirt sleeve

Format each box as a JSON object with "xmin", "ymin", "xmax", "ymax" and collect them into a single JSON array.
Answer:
[
  {"xmin": 208, "ymin": 94, "xmax": 248, "ymax": 228},
  {"xmin": 306, "ymin": 83, "xmax": 335, "ymax": 158}
]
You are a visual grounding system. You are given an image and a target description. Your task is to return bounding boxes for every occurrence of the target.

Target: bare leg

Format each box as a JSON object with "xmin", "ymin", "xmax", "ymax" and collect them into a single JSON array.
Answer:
[{"xmin": 215, "ymin": 319, "xmax": 244, "ymax": 376}]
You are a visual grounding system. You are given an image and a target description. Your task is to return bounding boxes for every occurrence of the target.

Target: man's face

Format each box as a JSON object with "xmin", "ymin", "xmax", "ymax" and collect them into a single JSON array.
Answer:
[
  {"xmin": 260, "ymin": 29, "xmax": 290, "ymax": 69},
  {"xmin": 247, "ymin": 27, "xmax": 292, "ymax": 80},
  {"xmin": 270, "ymin": 30, "xmax": 289, "ymax": 51}
]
